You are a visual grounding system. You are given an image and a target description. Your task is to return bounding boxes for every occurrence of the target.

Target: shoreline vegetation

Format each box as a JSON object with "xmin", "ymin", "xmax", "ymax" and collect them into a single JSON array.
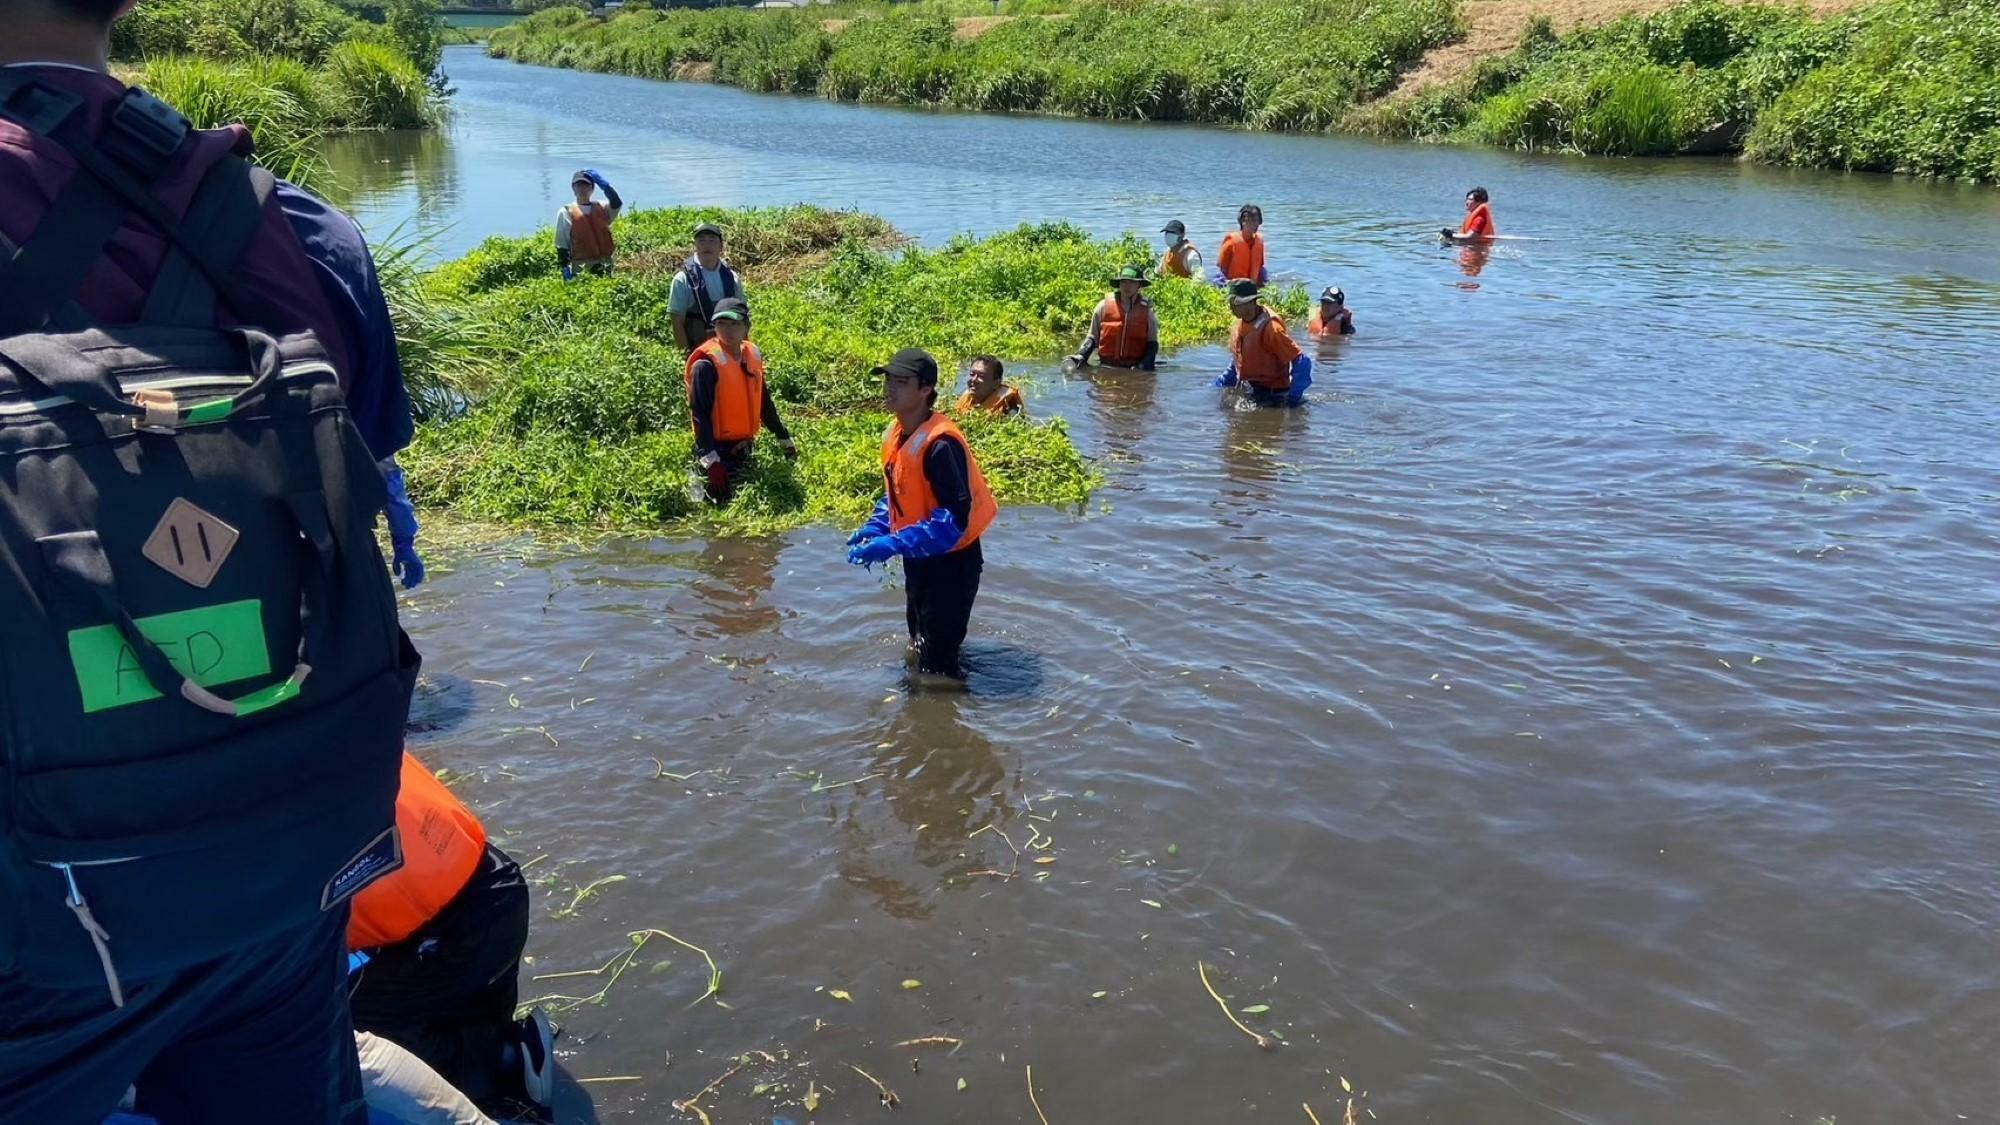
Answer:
[
  {"xmin": 112, "ymin": 0, "xmax": 447, "ymax": 191},
  {"xmin": 400, "ymin": 206, "xmax": 1310, "ymax": 534},
  {"xmin": 488, "ymin": 0, "xmax": 2000, "ymax": 184}
]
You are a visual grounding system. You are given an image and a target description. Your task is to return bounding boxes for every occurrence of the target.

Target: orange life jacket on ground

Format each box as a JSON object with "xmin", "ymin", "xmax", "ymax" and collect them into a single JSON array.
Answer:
[
  {"xmin": 1458, "ymin": 204, "xmax": 1494, "ymax": 239},
  {"xmin": 881, "ymin": 412, "xmax": 997, "ymax": 551},
  {"xmin": 683, "ymin": 338, "xmax": 767, "ymax": 444},
  {"xmin": 566, "ymin": 201, "xmax": 616, "ymax": 262},
  {"xmin": 1097, "ymin": 295, "xmax": 1154, "ymax": 366},
  {"xmin": 348, "ymin": 753, "xmax": 487, "ymax": 951},
  {"xmin": 1158, "ymin": 243, "xmax": 1196, "ymax": 278},
  {"xmin": 1230, "ymin": 311, "xmax": 1301, "ymax": 393},
  {"xmin": 955, "ymin": 386, "xmax": 1024, "ymax": 416},
  {"xmin": 1217, "ymin": 230, "xmax": 1265, "ymax": 281},
  {"xmin": 1308, "ymin": 307, "xmax": 1353, "ymax": 336}
]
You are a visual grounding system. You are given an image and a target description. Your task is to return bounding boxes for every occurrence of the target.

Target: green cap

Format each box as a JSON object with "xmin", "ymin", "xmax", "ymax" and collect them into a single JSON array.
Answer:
[
  {"xmin": 1111, "ymin": 265, "xmax": 1150, "ymax": 287},
  {"xmin": 1227, "ymin": 279, "xmax": 1261, "ymax": 303}
]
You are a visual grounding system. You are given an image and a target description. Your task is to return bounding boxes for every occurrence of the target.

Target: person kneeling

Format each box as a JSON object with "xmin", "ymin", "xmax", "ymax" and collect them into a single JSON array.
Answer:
[
  {"xmin": 847, "ymin": 349, "xmax": 998, "ymax": 679},
  {"xmin": 687, "ymin": 297, "xmax": 796, "ymax": 502},
  {"xmin": 1215, "ymin": 280, "xmax": 1312, "ymax": 407},
  {"xmin": 348, "ymin": 752, "xmax": 553, "ymax": 1113}
]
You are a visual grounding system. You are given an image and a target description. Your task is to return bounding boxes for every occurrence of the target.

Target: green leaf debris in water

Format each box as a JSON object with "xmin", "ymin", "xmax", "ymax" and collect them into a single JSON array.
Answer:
[
  {"xmin": 1091, "ymin": 990, "xmax": 1109, "ymax": 999},
  {"xmin": 902, "ymin": 979, "xmax": 922, "ymax": 990},
  {"xmin": 1239, "ymin": 1004, "xmax": 1271, "ymax": 1014},
  {"xmin": 957, "ymin": 1078, "xmax": 969, "ymax": 1092}
]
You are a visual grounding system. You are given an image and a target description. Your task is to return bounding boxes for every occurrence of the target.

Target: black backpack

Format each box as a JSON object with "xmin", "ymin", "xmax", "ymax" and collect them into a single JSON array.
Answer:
[{"xmin": 0, "ymin": 77, "xmax": 416, "ymax": 1003}]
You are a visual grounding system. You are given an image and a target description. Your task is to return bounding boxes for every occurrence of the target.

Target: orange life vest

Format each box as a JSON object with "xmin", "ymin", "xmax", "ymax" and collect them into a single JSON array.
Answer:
[
  {"xmin": 348, "ymin": 753, "xmax": 487, "ymax": 951},
  {"xmin": 1308, "ymin": 308, "xmax": 1352, "ymax": 336},
  {"xmin": 1158, "ymin": 243, "xmax": 1195, "ymax": 278},
  {"xmin": 1097, "ymin": 295, "xmax": 1153, "ymax": 366},
  {"xmin": 683, "ymin": 338, "xmax": 767, "ymax": 444},
  {"xmin": 1217, "ymin": 230, "xmax": 1265, "ymax": 281},
  {"xmin": 1458, "ymin": 204, "xmax": 1494, "ymax": 239},
  {"xmin": 1229, "ymin": 311, "xmax": 1300, "ymax": 393},
  {"xmin": 566, "ymin": 201, "xmax": 616, "ymax": 262},
  {"xmin": 881, "ymin": 412, "xmax": 997, "ymax": 551},
  {"xmin": 954, "ymin": 386, "xmax": 1024, "ymax": 416}
]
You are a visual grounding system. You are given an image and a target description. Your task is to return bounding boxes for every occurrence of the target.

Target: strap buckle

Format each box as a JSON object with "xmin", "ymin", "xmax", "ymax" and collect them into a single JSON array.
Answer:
[
  {"xmin": 104, "ymin": 88, "xmax": 189, "ymax": 178},
  {"xmin": 0, "ymin": 79, "xmax": 83, "ymax": 136}
]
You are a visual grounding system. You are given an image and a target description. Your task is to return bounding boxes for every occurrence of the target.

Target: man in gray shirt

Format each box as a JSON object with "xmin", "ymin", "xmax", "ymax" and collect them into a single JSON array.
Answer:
[{"xmin": 669, "ymin": 222, "xmax": 742, "ymax": 355}]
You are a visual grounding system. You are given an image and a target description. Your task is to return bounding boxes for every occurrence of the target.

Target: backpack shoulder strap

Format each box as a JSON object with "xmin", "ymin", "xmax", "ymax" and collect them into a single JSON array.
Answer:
[{"xmin": 141, "ymin": 155, "xmax": 278, "ymax": 327}]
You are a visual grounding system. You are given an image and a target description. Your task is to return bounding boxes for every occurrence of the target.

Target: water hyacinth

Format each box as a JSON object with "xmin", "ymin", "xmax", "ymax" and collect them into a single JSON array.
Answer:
[{"xmin": 404, "ymin": 206, "xmax": 1305, "ymax": 535}]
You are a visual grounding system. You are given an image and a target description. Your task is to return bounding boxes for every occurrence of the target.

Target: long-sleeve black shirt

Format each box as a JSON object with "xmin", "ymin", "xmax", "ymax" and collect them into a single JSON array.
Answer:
[{"xmin": 689, "ymin": 358, "xmax": 790, "ymax": 457}]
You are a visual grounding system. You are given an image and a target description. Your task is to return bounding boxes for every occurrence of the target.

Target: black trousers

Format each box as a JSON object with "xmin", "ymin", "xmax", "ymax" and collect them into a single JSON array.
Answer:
[
  {"xmin": 348, "ymin": 844, "xmax": 529, "ymax": 1108},
  {"xmin": 904, "ymin": 543, "xmax": 983, "ymax": 677}
]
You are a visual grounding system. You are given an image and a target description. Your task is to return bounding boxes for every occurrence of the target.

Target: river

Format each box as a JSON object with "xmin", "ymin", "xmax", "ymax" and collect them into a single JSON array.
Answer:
[{"xmin": 328, "ymin": 46, "xmax": 2000, "ymax": 1123}]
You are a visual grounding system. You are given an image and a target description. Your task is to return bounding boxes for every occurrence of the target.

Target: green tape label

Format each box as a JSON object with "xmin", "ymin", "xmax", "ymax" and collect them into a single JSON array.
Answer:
[{"xmin": 68, "ymin": 599, "xmax": 271, "ymax": 714}]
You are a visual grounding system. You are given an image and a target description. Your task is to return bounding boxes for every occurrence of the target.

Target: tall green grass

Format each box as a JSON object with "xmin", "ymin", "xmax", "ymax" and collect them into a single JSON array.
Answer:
[
  {"xmin": 1357, "ymin": 0, "xmax": 1995, "ymax": 181},
  {"xmin": 1746, "ymin": 0, "xmax": 2000, "ymax": 180},
  {"xmin": 490, "ymin": 0, "xmax": 1463, "ymax": 131},
  {"xmin": 404, "ymin": 206, "xmax": 1304, "ymax": 533}
]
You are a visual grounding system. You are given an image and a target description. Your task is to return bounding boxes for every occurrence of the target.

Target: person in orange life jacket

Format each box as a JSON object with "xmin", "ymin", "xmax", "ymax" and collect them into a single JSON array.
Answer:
[
  {"xmin": 847, "ymin": 348, "xmax": 998, "ymax": 679},
  {"xmin": 1215, "ymin": 202, "xmax": 1268, "ymax": 285},
  {"xmin": 687, "ymin": 296, "xmax": 795, "ymax": 501},
  {"xmin": 1158, "ymin": 219, "xmax": 1203, "ymax": 279},
  {"xmin": 1214, "ymin": 280, "xmax": 1312, "ymax": 407},
  {"xmin": 1444, "ymin": 186, "xmax": 1494, "ymax": 243},
  {"xmin": 670, "ymin": 221, "xmax": 741, "ymax": 355},
  {"xmin": 1068, "ymin": 265, "xmax": 1159, "ymax": 370},
  {"xmin": 954, "ymin": 354, "xmax": 1024, "ymax": 417},
  {"xmin": 345, "ymin": 752, "xmax": 552, "ymax": 1113},
  {"xmin": 1, "ymin": 3, "xmax": 424, "ymax": 1121},
  {"xmin": 1307, "ymin": 285, "xmax": 1355, "ymax": 337},
  {"xmin": 555, "ymin": 169, "xmax": 622, "ymax": 281}
]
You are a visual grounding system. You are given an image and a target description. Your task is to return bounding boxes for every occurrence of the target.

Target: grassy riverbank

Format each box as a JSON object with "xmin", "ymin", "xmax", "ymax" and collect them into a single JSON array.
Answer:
[
  {"xmin": 113, "ymin": 0, "xmax": 445, "ymax": 189},
  {"xmin": 491, "ymin": 0, "xmax": 1462, "ymax": 131},
  {"xmin": 401, "ymin": 205, "xmax": 1304, "ymax": 534},
  {"xmin": 1359, "ymin": 0, "xmax": 2000, "ymax": 180},
  {"xmin": 488, "ymin": 0, "xmax": 2000, "ymax": 182}
]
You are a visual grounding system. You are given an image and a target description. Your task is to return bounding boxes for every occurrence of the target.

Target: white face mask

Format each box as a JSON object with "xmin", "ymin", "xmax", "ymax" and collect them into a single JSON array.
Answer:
[{"xmin": 1162, "ymin": 233, "xmax": 1179, "ymax": 247}]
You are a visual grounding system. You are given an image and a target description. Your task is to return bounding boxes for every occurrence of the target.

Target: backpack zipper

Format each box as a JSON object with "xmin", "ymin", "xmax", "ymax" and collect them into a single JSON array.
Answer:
[
  {"xmin": 48, "ymin": 860, "xmax": 127, "ymax": 1008},
  {"xmin": 0, "ymin": 359, "xmax": 337, "ymax": 417}
]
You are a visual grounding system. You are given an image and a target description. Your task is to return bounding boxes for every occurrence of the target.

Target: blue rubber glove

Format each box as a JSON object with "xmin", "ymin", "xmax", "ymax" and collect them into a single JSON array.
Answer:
[
  {"xmin": 1213, "ymin": 363, "xmax": 1239, "ymax": 389},
  {"xmin": 583, "ymin": 168, "xmax": 609, "ymax": 189},
  {"xmin": 848, "ymin": 535, "xmax": 897, "ymax": 567},
  {"xmin": 846, "ymin": 497, "xmax": 891, "ymax": 546},
  {"xmin": 382, "ymin": 463, "xmax": 425, "ymax": 589},
  {"xmin": 1257, "ymin": 266, "xmax": 1269, "ymax": 284},
  {"xmin": 561, "ymin": 264, "xmax": 576, "ymax": 282},
  {"xmin": 347, "ymin": 950, "xmax": 371, "ymax": 977},
  {"xmin": 888, "ymin": 508, "xmax": 963, "ymax": 560},
  {"xmin": 1286, "ymin": 354, "xmax": 1313, "ymax": 406}
]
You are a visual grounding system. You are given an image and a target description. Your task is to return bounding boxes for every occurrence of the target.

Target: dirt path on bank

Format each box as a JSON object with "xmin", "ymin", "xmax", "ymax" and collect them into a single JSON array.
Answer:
[
  {"xmin": 819, "ymin": 13, "xmax": 1066, "ymax": 39},
  {"xmin": 1389, "ymin": 0, "xmax": 1871, "ymax": 97}
]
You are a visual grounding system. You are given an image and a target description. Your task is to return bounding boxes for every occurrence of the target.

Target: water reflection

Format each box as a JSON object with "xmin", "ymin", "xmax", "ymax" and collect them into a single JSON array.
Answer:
[
  {"xmin": 322, "ymin": 128, "xmax": 460, "ymax": 228},
  {"xmin": 835, "ymin": 694, "xmax": 1015, "ymax": 920},
  {"xmin": 1455, "ymin": 240, "xmax": 1493, "ymax": 285},
  {"xmin": 1075, "ymin": 365, "xmax": 1158, "ymax": 470},
  {"xmin": 675, "ymin": 536, "xmax": 784, "ymax": 638}
]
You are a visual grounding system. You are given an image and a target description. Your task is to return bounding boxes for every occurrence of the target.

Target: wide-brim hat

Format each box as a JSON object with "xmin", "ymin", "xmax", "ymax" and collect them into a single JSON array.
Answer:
[{"xmin": 1111, "ymin": 265, "xmax": 1151, "ymax": 287}]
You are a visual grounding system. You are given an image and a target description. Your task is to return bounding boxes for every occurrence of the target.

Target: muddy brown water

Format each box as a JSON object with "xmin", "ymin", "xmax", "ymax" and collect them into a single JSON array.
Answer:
[{"xmin": 332, "ymin": 46, "xmax": 2000, "ymax": 1123}]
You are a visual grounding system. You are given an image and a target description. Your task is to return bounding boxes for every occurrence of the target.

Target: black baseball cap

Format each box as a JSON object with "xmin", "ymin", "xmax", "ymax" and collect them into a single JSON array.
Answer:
[
  {"xmin": 1319, "ymin": 286, "xmax": 1346, "ymax": 303},
  {"xmin": 1227, "ymin": 279, "xmax": 1261, "ymax": 304},
  {"xmin": 692, "ymin": 222, "xmax": 724, "ymax": 239},
  {"xmin": 711, "ymin": 297, "xmax": 749, "ymax": 323},
  {"xmin": 872, "ymin": 347, "xmax": 939, "ymax": 385},
  {"xmin": 1162, "ymin": 219, "xmax": 1186, "ymax": 235}
]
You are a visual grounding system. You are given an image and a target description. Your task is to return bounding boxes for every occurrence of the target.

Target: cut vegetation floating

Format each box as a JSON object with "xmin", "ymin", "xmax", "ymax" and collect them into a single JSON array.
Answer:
[
  {"xmin": 400, "ymin": 206, "xmax": 1307, "ymax": 535},
  {"xmin": 490, "ymin": 0, "xmax": 2000, "ymax": 182}
]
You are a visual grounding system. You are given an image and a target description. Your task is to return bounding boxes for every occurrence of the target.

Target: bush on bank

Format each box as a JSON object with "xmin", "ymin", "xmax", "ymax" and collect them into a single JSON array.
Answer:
[
  {"xmin": 489, "ymin": 0, "xmax": 1463, "ymax": 129},
  {"xmin": 1361, "ymin": 0, "xmax": 1998, "ymax": 181},
  {"xmin": 403, "ymin": 206, "xmax": 1305, "ymax": 533}
]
